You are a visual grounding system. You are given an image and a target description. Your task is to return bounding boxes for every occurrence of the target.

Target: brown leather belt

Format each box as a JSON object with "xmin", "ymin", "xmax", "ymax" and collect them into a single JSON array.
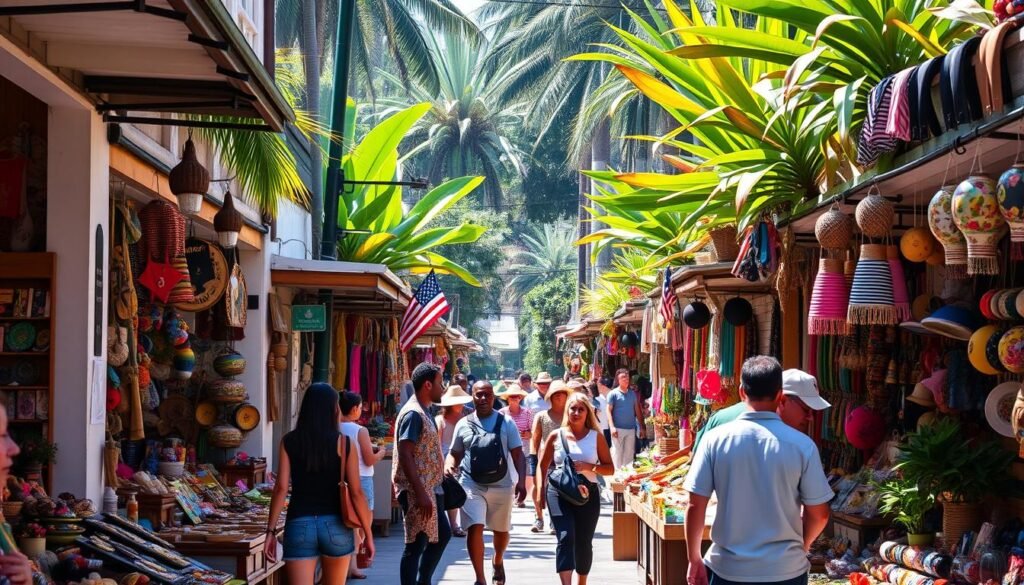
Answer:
[{"xmin": 978, "ymin": 21, "xmax": 1018, "ymax": 116}]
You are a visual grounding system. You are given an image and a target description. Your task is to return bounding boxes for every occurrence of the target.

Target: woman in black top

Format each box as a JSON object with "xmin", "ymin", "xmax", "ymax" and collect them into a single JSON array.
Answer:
[{"xmin": 265, "ymin": 383, "xmax": 374, "ymax": 584}]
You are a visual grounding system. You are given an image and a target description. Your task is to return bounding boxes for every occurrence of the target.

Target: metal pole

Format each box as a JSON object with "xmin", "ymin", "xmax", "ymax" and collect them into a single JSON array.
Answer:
[{"xmin": 312, "ymin": 0, "xmax": 355, "ymax": 383}]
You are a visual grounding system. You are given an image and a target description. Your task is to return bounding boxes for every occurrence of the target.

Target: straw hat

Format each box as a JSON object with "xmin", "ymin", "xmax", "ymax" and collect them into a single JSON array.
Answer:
[
  {"xmin": 498, "ymin": 384, "xmax": 528, "ymax": 399},
  {"xmin": 906, "ymin": 382, "xmax": 937, "ymax": 408},
  {"xmin": 535, "ymin": 372, "xmax": 553, "ymax": 384},
  {"xmin": 439, "ymin": 385, "xmax": 472, "ymax": 407},
  {"xmin": 546, "ymin": 380, "xmax": 571, "ymax": 399},
  {"xmin": 566, "ymin": 379, "xmax": 586, "ymax": 391}
]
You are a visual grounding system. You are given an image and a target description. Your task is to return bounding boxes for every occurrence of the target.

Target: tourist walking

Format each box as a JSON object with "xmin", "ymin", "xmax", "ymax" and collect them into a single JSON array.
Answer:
[
  {"xmin": 265, "ymin": 383, "xmax": 375, "ymax": 585},
  {"xmin": 446, "ymin": 381, "xmax": 527, "ymax": 585},
  {"xmin": 596, "ymin": 377, "xmax": 613, "ymax": 446},
  {"xmin": 536, "ymin": 393, "xmax": 613, "ymax": 585},
  {"xmin": 586, "ymin": 381, "xmax": 610, "ymax": 447},
  {"xmin": 523, "ymin": 371, "xmax": 552, "ymax": 414},
  {"xmin": 498, "ymin": 384, "xmax": 533, "ymax": 508},
  {"xmin": 436, "ymin": 384, "xmax": 473, "ymax": 537},
  {"xmin": 529, "ymin": 380, "xmax": 570, "ymax": 534},
  {"xmin": 684, "ymin": 356, "xmax": 832, "ymax": 585},
  {"xmin": 394, "ymin": 363, "xmax": 451, "ymax": 585},
  {"xmin": 606, "ymin": 369, "xmax": 645, "ymax": 469},
  {"xmin": 339, "ymin": 391, "xmax": 386, "ymax": 580}
]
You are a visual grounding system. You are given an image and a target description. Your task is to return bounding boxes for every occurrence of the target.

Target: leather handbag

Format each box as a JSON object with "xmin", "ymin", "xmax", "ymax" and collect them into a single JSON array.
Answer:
[
  {"xmin": 547, "ymin": 430, "xmax": 588, "ymax": 506},
  {"xmin": 338, "ymin": 436, "xmax": 363, "ymax": 529},
  {"xmin": 441, "ymin": 476, "xmax": 467, "ymax": 511}
]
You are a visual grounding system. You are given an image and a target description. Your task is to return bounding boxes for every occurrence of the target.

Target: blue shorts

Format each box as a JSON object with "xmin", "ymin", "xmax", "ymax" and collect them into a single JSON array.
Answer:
[
  {"xmin": 282, "ymin": 514, "xmax": 354, "ymax": 560},
  {"xmin": 360, "ymin": 476, "xmax": 375, "ymax": 511},
  {"xmin": 528, "ymin": 454, "xmax": 538, "ymax": 476}
]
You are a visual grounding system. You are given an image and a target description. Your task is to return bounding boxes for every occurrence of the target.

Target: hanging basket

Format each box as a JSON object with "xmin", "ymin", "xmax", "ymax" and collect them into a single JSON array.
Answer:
[
  {"xmin": 710, "ymin": 226, "xmax": 739, "ymax": 262},
  {"xmin": 943, "ymin": 501, "xmax": 982, "ymax": 551}
]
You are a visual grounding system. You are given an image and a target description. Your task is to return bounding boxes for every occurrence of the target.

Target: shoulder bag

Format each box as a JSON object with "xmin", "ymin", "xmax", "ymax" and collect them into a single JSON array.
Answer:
[
  {"xmin": 547, "ymin": 430, "xmax": 587, "ymax": 506},
  {"xmin": 441, "ymin": 476, "xmax": 467, "ymax": 510},
  {"xmin": 338, "ymin": 436, "xmax": 363, "ymax": 529}
]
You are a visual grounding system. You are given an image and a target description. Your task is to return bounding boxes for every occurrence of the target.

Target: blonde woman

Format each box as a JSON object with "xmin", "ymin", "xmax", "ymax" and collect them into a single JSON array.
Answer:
[{"xmin": 536, "ymin": 393, "xmax": 613, "ymax": 585}]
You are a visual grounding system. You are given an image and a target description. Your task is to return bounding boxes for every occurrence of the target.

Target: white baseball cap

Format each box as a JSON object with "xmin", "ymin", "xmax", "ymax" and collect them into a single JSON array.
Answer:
[{"xmin": 782, "ymin": 369, "xmax": 830, "ymax": 411}]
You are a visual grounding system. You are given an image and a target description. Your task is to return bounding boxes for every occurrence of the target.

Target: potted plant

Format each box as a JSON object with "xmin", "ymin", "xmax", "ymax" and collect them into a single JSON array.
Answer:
[
  {"xmin": 15, "ymin": 522, "xmax": 45, "ymax": 557},
  {"xmin": 895, "ymin": 418, "xmax": 1014, "ymax": 550},
  {"xmin": 875, "ymin": 476, "xmax": 936, "ymax": 545},
  {"xmin": 17, "ymin": 434, "xmax": 57, "ymax": 481}
]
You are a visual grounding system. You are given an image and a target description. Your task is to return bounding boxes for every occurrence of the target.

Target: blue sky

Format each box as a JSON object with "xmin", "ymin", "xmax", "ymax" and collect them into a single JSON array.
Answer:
[{"xmin": 454, "ymin": 0, "xmax": 487, "ymax": 15}]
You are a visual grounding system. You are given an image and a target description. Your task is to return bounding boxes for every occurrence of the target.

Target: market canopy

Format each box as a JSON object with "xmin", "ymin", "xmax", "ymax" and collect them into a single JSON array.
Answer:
[
  {"xmin": 0, "ymin": 0, "xmax": 293, "ymax": 131},
  {"xmin": 270, "ymin": 256, "xmax": 412, "ymax": 312},
  {"xmin": 671, "ymin": 262, "xmax": 772, "ymax": 296}
]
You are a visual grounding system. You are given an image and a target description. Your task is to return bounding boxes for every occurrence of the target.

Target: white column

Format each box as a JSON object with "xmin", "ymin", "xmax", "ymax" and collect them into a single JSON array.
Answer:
[
  {"xmin": 46, "ymin": 108, "xmax": 109, "ymax": 503},
  {"xmin": 236, "ymin": 241, "xmax": 272, "ymax": 463}
]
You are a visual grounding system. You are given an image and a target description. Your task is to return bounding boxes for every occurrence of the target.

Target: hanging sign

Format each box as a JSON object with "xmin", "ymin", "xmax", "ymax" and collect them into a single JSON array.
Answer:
[{"xmin": 292, "ymin": 304, "xmax": 326, "ymax": 332}]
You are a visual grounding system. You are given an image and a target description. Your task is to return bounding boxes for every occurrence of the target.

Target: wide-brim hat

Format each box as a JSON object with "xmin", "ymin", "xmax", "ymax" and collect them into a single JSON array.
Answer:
[
  {"xmin": 439, "ymin": 385, "xmax": 472, "ymax": 407},
  {"xmin": 546, "ymin": 380, "xmax": 571, "ymax": 399},
  {"xmin": 907, "ymin": 382, "xmax": 937, "ymax": 408},
  {"xmin": 498, "ymin": 384, "xmax": 528, "ymax": 399},
  {"xmin": 535, "ymin": 371, "xmax": 553, "ymax": 384},
  {"xmin": 921, "ymin": 305, "xmax": 981, "ymax": 340}
]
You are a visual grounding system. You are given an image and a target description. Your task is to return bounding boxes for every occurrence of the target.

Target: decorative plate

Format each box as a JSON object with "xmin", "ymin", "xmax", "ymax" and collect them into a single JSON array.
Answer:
[
  {"xmin": 13, "ymin": 362, "xmax": 37, "ymax": 385},
  {"xmin": 985, "ymin": 382, "xmax": 1019, "ymax": 438},
  {"xmin": 5, "ymin": 322, "xmax": 35, "ymax": 352},
  {"xmin": 33, "ymin": 329, "xmax": 49, "ymax": 352}
]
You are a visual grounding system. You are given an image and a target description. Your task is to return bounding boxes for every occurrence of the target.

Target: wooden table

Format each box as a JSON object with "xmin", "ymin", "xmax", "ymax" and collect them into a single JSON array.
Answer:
[
  {"xmin": 218, "ymin": 462, "xmax": 268, "ymax": 490},
  {"xmin": 626, "ymin": 490, "xmax": 711, "ymax": 585},
  {"xmin": 610, "ymin": 481, "xmax": 626, "ymax": 512},
  {"xmin": 174, "ymin": 531, "xmax": 283, "ymax": 585}
]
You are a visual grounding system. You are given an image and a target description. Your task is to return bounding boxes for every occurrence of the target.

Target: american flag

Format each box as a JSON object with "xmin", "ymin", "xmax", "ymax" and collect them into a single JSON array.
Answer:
[
  {"xmin": 660, "ymin": 266, "xmax": 675, "ymax": 328},
  {"xmin": 399, "ymin": 270, "xmax": 450, "ymax": 351}
]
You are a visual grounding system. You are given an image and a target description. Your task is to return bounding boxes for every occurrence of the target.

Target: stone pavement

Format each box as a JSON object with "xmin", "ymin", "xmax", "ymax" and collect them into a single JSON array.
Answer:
[{"xmin": 361, "ymin": 490, "xmax": 640, "ymax": 584}]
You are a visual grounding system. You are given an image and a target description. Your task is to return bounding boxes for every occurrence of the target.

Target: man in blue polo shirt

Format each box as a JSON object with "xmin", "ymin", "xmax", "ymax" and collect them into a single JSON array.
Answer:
[{"xmin": 684, "ymin": 356, "xmax": 833, "ymax": 585}]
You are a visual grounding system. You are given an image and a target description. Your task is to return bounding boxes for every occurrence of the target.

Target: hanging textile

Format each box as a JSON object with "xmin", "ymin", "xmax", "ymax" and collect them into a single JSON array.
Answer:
[{"xmin": 332, "ymin": 312, "xmax": 348, "ymax": 390}]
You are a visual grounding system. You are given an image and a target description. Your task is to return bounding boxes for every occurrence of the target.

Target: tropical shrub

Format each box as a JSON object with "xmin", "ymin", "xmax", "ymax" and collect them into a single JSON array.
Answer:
[{"xmin": 521, "ymin": 272, "xmax": 576, "ymax": 373}]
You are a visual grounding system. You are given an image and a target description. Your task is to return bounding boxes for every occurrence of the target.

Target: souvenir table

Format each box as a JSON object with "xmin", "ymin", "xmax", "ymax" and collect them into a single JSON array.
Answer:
[
  {"xmin": 171, "ymin": 530, "xmax": 283, "ymax": 585},
  {"xmin": 625, "ymin": 489, "xmax": 713, "ymax": 585},
  {"xmin": 610, "ymin": 480, "xmax": 625, "ymax": 512}
]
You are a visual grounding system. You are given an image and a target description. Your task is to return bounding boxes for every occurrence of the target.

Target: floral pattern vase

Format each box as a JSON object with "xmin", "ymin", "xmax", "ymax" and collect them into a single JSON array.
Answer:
[
  {"xmin": 998, "ymin": 326, "xmax": 1024, "ymax": 374},
  {"xmin": 952, "ymin": 175, "xmax": 1006, "ymax": 275}
]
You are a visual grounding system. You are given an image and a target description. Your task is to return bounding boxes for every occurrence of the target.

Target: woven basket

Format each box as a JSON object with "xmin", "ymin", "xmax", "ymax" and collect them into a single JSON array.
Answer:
[
  {"xmin": 855, "ymin": 194, "xmax": 895, "ymax": 238},
  {"xmin": 815, "ymin": 208, "xmax": 854, "ymax": 249},
  {"xmin": 942, "ymin": 501, "xmax": 982, "ymax": 552},
  {"xmin": 657, "ymin": 437, "xmax": 679, "ymax": 455},
  {"xmin": 710, "ymin": 226, "xmax": 739, "ymax": 261},
  {"xmin": 2, "ymin": 501, "xmax": 23, "ymax": 519}
]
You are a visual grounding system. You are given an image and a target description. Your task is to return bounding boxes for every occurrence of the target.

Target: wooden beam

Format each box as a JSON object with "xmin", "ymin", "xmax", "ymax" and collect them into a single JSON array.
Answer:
[{"xmin": 47, "ymin": 43, "xmax": 218, "ymax": 79}]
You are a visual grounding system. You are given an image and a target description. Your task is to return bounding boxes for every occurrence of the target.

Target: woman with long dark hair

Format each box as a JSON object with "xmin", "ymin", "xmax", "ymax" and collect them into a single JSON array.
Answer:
[{"xmin": 264, "ymin": 383, "xmax": 375, "ymax": 585}]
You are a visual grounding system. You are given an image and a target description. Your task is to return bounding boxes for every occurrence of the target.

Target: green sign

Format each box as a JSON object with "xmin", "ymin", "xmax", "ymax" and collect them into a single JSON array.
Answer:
[{"xmin": 292, "ymin": 304, "xmax": 326, "ymax": 332}]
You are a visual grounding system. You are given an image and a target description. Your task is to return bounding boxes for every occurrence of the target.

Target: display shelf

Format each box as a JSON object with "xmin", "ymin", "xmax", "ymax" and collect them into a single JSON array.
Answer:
[
  {"xmin": 0, "ymin": 352, "xmax": 48, "ymax": 356},
  {"xmin": 0, "ymin": 386, "xmax": 47, "ymax": 391},
  {"xmin": 0, "ymin": 317, "xmax": 49, "ymax": 321}
]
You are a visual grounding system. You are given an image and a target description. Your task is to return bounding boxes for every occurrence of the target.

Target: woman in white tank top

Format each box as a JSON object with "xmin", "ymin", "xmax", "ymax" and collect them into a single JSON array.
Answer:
[{"xmin": 339, "ymin": 391, "xmax": 385, "ymax": 579}]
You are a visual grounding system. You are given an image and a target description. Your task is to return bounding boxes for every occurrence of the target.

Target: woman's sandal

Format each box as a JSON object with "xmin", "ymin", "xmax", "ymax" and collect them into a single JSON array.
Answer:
[
  {"xmin": 452, "ymin": 527, "xmax": 467, "ymax": 537},
  {"xmin": 492, "ymin": 562, "xmax": 506, "ymax": 585}
]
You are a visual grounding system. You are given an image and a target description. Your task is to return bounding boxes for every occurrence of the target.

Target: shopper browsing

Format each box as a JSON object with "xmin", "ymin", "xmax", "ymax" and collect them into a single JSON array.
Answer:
[
  {"xmin": 436, "ymin": 384, "xmax": 473, "ymax": 537},
  {"xmin": 536, "ymin": 393, "xmax": 613, "ymax": 585},
  {"xmin": 606, "ymin": 369, "xmax": 645, "ymax": 469},
  {"xmin": 684, "ymin": 357, "xmax": 832, "ymax": 585},
  {"xmin": 498, "ymin": 384, "xmax": 534, "ymax": 508},
  {"xmin": 394, "ymin": 363, "xmax": 450, "ymax": 585},
  {"xmin": 446, "ymin": 381, "xmax": 527, "ymax": 585},
  {"xmin": 339, "ymin": 391, "xmax": 386, "ymax": 580},
  {"xmin": 529, "ymin": 380, "xmax": 570, "ymax": 534}
]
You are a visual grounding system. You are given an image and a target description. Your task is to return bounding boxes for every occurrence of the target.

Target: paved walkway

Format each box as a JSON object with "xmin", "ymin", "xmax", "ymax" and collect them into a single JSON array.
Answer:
[{"xmin": 361, "ymin": 490, "xmax": 639, "ymax": 584}]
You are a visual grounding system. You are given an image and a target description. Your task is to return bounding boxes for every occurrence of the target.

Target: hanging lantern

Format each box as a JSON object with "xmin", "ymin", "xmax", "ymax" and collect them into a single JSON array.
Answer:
[
  {"xmin": 887, "ymin": 245, "xmax": 911, "ymax": 322},
  {"xmin": 855, "ymin": 194, "xmax": 895, "ymax": 238},
  {"xmin": 997, "ymin": 163, "xmax": 1024, "ymax": 259},
  {"xmin": 808, "ymin": 258, "xmax": 849, "ymax": 335},
  {"xmin": 815, "ymin": 208, "xmax": 854, "ymax": 250},
  {"xmin": 848, "ymin": 244, "xmax": 896, "ymax": 325},
  {"xmin": 168, "ymin": 138, "xmax": 209, "ymax": 216},
  {"xmin": 214, "ymin": 190, "xmax": 243, "ymax": 248},
  {"xmin": 899, "ymin": 226, "xmax": 935, "ymax": 262},
  {"xmin": 928, "ymin": 186, "xmax": 968, "ymax": 279},
  {"xmin": 952, "ymin": 175, "xmax": 1006, "ymax": 276}
]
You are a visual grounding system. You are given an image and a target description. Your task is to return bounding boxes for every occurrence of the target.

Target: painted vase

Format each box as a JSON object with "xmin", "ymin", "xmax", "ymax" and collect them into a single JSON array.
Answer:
[
  {"xmin": 998, "ymin": 326, "xmax": 1024, "ymax": 374},
  {"xmin": 998, "ymin": 163, "xmax": 1024, "ymax": 258},
  {"xmin": 951, "ymin": 175, "xmax": 1006, "ymax": 275},
  {"xmin": 927, "ymin": 186, "xmax": 968, "ymax": 276}
]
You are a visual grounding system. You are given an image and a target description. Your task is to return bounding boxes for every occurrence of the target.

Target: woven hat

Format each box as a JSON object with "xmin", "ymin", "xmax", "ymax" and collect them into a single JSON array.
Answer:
[
  {"xmin": 921, "ymin": 305, "xmax": 981, "ymax": 340},
  {"xmin": 928, "ymin": 186, "xmax": 968, "ymax": 279},
  {"xmin": 855, "ymin": 194, "xmax": 895, "ymax": 238},
  {"xmin": 848, "ymin": 244, "xmax": 896, "ymax": 325},
  {"xmin": 907, "ymin": 382, "xmax": 937, "ymax": 408},
  {"xmin": 997, "ymin": 163, "xmax": 1024, "ymax": 260},
  {"xmin": 815, "ymin": 208, "xmax": 854, "ymax": 249},
  {"xmin": 498, "ymin": 384, "xmax": 528, "ymax": 399},
  {"xmin": 546, "ymin": 380, "xmax": 571, "ymax": 399},
  {"xmin": 886, "ymin": 246, "xmax": 911, "ymax": 322},
  {"xmin": 535, "ymin": 371, "xmax": 553, "ymax": 384},
  {"xmin": 808, "ymin": 258, "xmax": 849, "ymax": 335},
  {"xmin": 439, "ymin": 385, "xmax": 472, "ymax": 407},
  {"xmin": 952, "ymin": 175, "xmax": 1007, "ymax": 276}
]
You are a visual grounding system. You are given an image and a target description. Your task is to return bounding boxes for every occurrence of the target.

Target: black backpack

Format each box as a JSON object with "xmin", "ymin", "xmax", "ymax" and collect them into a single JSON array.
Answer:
[{"xmin": 465, "ymin": 414, "xmax": 508, "ymax": 485}]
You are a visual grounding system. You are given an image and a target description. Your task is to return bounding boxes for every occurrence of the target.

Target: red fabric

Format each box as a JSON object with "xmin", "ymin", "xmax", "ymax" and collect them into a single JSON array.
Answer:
[{"xmin": 0, "ymin": 157, "xmax": 27, "ymax": 218}]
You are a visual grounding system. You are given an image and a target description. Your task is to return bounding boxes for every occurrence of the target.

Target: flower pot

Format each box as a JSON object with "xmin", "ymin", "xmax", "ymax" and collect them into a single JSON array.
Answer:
[
  {"xmin": 18, "ymin": 537, "xmax": 45, "ymax": 558},
  {"xmin": 907, "ymin": 533, "xmax": 934, "ymax": 546},
  {"xmin": 943, "ymin": 501, "xmax": 982, "ymax": 552}
]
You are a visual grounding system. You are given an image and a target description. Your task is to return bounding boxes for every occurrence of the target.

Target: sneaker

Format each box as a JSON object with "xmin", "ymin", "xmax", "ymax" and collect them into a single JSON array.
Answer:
[
  {"xmin": 531, "ymin": 519, "xmax": 543, "ymax": 533},
  {"xmin": 548, "ymin": 527, "xmax": 556, "ymax": 535}
]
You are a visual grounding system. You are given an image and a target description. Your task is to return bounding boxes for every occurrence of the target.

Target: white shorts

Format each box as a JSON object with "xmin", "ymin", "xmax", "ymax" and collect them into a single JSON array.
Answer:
[{"xmin": 460, "ymin": 484, "xmax": 514, "ymax": 533}]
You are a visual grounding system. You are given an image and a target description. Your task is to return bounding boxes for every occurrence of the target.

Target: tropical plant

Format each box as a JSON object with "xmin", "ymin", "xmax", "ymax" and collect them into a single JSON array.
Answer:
[
  {"xmin": 580, "ymin": 277, "xmax": 634, "ymax": 320},
  {"xmin": 521, "ymin": 272, "xmax": 576, "ymax": 374},
  {"xmin": 599, "ymin": 249, "xmax": 666, "ymax": 290},
  {"xmin": 874, "ymin": 476, "xmax": 935, "ymax": 534},
  {"xmin": 894, "ymin": 418, "xmax": 1014, "ymax": 504},
  {"xmin": 334, "ymin": 100, "xmax": 486, "ymax": 285},
  {"xmin": 17, "ymin": 433, "xmax": 57, "ymax": 466},
  {"xmin": 506, "ymin": 220, "xmax": 578, "ymax": 303},
  {"xmin": 376, "ymin": 28, "xmax": 526, "ymax": 208}
]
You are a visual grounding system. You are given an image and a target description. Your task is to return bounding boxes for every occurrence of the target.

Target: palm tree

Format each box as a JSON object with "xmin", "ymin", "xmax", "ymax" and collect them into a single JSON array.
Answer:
[
  {"xmin": 505, "ymin": 219, "xmax": 578, "ymax": 303},
  {"xmin": 376, "ymin": 27, "xmax": 526, "ymax": 208}
]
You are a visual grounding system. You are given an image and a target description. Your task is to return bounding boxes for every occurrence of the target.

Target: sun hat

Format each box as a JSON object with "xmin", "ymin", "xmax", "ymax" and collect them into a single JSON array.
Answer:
[
  {"xmin": 782, "ymin": 369, "xmax": 831, "ymax": 411},
  {"xmin": 566, "ymin": 379, "xmax": 586, "ymax": 391},
  {"xmin": 498, "ymin": 384, "xmax": 528, "ymax": 399},
  {"xmin": 535, "ymin": 372, "xmax": 553, "ymax": 384},
  {"xmin": 907, "ymin": 382, "xmax": 937, "ymax": 408},
  {"xmin": 439, "ymin": 385, "xmax": 472, "ymax": 407},
  {"xmin": 546, "ymin": 380, "xmax": 571, "ymax": 399},
  {"xmin": 921, "ymin": 305, "xmax": 981, "ymax": 340}
]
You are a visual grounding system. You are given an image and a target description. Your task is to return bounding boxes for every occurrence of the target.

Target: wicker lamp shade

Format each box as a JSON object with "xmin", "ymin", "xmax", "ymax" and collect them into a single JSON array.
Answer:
[
  {"xmin": 214, "ymin": 190, "xmax": 243, "ymax": 248},
  {"xmin": 808, "ymin": 258, "xmax": 849, "ymax": 335},
  {"xmin": 815, "ymin": 208, "xmax": 854, "ymax": 250},
  {"xmin": 855, "ymin": 194, "xmax": 895, "ymax": 238},
  {"xmin": 168, "ymin": 138, "xmax": 209, "ymax": 216},
  {"xmin": 848, "ymin": 243, "xmax": 896, "ymax": 325},
  {"xmin": 952, "ymin": 175, "xmax": 1006, "ymax": 276},
  {"xmin": 886, "ymin": 245, "xmax": 911, "ymax": 322}
]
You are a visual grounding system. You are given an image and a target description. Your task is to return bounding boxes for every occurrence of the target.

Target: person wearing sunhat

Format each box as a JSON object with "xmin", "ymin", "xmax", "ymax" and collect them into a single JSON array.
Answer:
[
  {"xmin": 498, "ymin": 384, "xmax": 533, "ymax": 508},
  {"xmin": 530, "ymin": 380, "xmax": 571, "ymax": 534},
  {"xmin": 437, "ymin": 384, "xmax": 473, "ymax": 538},
  {"xmin": 524, "ymin": 371, "xmax": 553, "ymax": 413}
]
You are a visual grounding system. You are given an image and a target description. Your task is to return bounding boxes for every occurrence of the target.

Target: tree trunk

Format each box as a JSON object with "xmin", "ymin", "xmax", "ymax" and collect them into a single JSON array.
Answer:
[
  {"xmin": 302, "ymin": 0, "xmax": 324, "ymax": 258},
  {"xmin": 592, "ymin": 117, "xmax": 612, "ymax": 274}
]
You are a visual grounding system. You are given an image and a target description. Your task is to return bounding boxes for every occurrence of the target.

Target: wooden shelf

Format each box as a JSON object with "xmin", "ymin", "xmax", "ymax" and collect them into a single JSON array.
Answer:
[
  {"xmin": 0, "ymin": 352, "xmax": 48, "ymax": 356},
  {"xmin": 10, "ymin": 420, "xmax": 47, "ymax": 424},
  {"xmin": 0, "ymin": 387, "xmax": 48, "ymax": 391},
  {"xmin": 0, "ymin": 317, "xmax": 49, "ymax": 321}
]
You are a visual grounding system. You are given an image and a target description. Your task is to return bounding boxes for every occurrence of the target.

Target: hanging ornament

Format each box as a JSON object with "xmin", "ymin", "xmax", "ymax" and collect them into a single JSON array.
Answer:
[
  {"xmin": 809, "ymin": 258, "xmax": 850, "ymax": 335},
  {"xmin": 848, "ymin": 244, "xmax": 896, "ymax": 325},
  {"xmin": 899, "ymin": 226, "xmax": 936, "ymax": 262},
  {"xmin": 997, "ymin": 163, "xmax": 1024, "ymax": 259},
  {"xmin": 928, "ymin": 186, "xmax": 968, "ymax": 279},
  {"xmin": 168, "ymin": 137, "xmax": 209, "ymax": 216},
  {"xmin": 214, "ymin": 190, "xmax": 243, "ymax": 248},
  {"xmin": 998, "ymin": 326, "xmax": 1024, "ymax": 373},
  {"xmin": 887, "ymin": 246, "xmax": 911, "ymax": 322},
  {"xmin": 683, "ymin": 301, "xmax": 711, "ymax": 329},
  {"xmin": 815, "ymin": 208, "xmax": 854, "ymax": 250},
  {"xmin": 952, "ymin": 175, "xmax": 1006, "ymax": 275},
  {"xmin": 855, "ymin": 193, "xmax": 895, "ymax": 238},
  {"xmin": 723, "ymin": 297, "xmax": 753, "ymax": 326}
]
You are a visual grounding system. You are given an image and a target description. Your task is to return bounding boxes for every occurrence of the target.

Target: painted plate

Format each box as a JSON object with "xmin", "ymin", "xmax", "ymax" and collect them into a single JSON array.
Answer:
[
  {"xmin": 5, "ymin": 322, "xmax": 35, "ymax": 352},
  {"xmin": 33, "ymin": 329, "xmax": 49, "ymax": 352},
  {"xmin": 177, "ymin": 239, "xmax": 228, "ymax": 313},
  {"xmin": 985, "ymin": 382, "xmax": 1020, "ymax": 438},
  {"xmin": 13, "ymin": 362, "xmax": 36, "ymax": 385}
]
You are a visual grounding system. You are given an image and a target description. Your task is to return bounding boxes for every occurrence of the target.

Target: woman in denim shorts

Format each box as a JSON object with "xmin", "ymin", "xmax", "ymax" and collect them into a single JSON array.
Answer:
[
  {"xmin": 339, "ymin": 391, "xmax": 386, "ymax": 579},
  {"xmin": 265, "ymin": 383, "xmax": 375, "ymax": 584}
]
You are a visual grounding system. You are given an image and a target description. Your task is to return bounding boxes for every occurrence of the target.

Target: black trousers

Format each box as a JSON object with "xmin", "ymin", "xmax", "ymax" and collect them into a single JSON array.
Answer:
[
  {"xmin": 547, "ymin": 482, "xmax": 601, "ymax": 574},
  {"xmin": 398, "ymin": 493, "xmax": 451, "ymax": 585}
]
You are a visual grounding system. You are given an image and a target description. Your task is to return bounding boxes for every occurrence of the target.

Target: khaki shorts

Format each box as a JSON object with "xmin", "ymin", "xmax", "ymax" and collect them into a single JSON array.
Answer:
[{"xmin": 460, "ymin": 484, "xmax": 514, "ymax": 533}]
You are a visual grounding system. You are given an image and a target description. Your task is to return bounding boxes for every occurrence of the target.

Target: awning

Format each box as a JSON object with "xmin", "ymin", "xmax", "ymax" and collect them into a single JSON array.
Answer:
[
  {"xmin": 612, "ymin": 299, "xmax": 647, "ymax": 325},
  {"xmin": 0, "ymin": 1, "xmax": 293, "ymax": 131},
  {"xmin": 671, "ymin": 262, "xmax": 772, "ymax": 296},
  {"xmin": 270, "ymin": 256, "xmax": 412, "ymax": 312},
  {"xmin": 556, "ymin": 318, "xmax": 604, "ymax": 341}
]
